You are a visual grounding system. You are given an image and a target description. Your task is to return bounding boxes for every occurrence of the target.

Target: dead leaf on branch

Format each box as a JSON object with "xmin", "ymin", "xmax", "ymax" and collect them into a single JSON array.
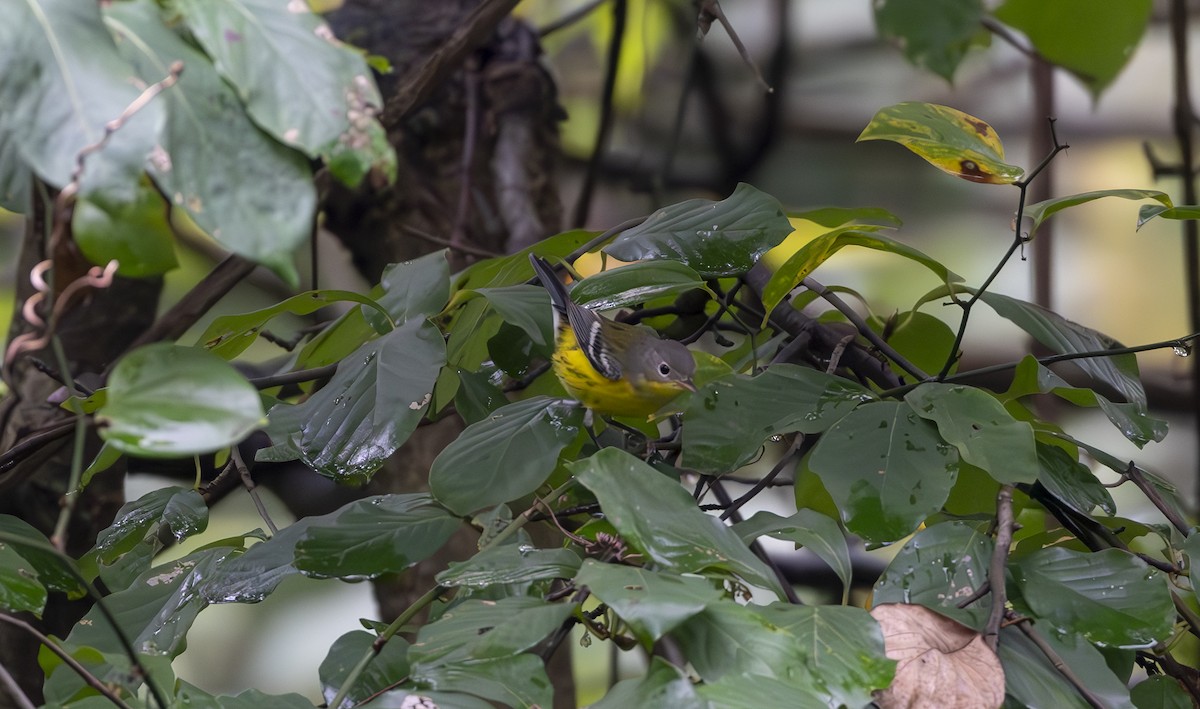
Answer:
[{"xmin": 870, "ymin": 603, "xmax": 1004, "ymax": 709}]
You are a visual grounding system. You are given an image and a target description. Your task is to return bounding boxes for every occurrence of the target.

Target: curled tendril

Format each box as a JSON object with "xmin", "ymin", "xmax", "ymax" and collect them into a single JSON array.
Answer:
[{"xmin": 4, "ymin": 260, "xmax": 120, "ymax": 372}]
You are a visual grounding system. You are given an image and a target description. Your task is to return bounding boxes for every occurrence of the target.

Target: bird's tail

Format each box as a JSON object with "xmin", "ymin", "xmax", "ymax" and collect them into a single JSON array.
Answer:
[{"xmin": 529, "ymin": 254, "xmax": 570, "ymax": 315}]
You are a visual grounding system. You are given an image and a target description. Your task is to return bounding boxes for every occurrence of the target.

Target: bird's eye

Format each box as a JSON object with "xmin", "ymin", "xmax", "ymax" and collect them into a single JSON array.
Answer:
[{"xmin": 658, "ymin": 363, "xmax": 671, "ymax": 376}]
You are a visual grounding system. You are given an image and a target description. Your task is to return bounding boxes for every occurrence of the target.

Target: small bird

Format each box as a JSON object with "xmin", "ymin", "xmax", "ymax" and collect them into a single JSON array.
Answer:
[{"xmin": 529, "ymin": 254, "xmax": 696, "ymax": 418}]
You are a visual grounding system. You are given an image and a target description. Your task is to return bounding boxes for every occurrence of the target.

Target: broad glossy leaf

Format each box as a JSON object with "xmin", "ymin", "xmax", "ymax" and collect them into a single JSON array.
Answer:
[
  {"xmin": 297, "ymin": 251, "xmax": 451, "ymax": 369},
  {"xmin": 1022, "ymin": 189, "xmax": 1172, "ymax": 238},
  {"xmin": 172, "ymin": 0, "xmax": 394, "ymax": 179},
  {"xmin": 603, "ymin": 183, "xmax": 793, "ymax": 276},
  {"xmin": 474, "ymin": 285, "xmax": 552, "ymax": 346},
  {"xmin": 1130, "ymin": 676, "xmax": 1193, "ymax": 709},
  {"xmin": 0, "ymin": 516, "xmax": 85, "ymax": 598},
  {"xmin": 676, "ymin": 602, "xmax": 894, "ymax": 707},
  {"xmin": 868, "ymin": 311, "xmax": 958, "ymax": 378},
  {"xmin": 1012, "ymin": 547, "xmax": 1174, "ymax": 647},
  {"xmin": 454, "ymin": 229, "xmax": 598, "ymax": 291},
  {"xmin": 858, "ymin": 103, "xmax": 1023, "ymax": 184},
  {"xmin": 70, "ymin": 548, "xmax": 230, "ymax": 658},
  {"xmin": 86, "ymin": 486, "xmax": 208, "ymax": 590},
  {"xmin": 682, "ymin": 364, "xmax": 874, "ymax": 474},
  {"xmin": 809, "ymin": 401, "xmax": 959, "ymax": 543},
  {"xmin": 874, "ymin": 0, "xmax": 986, "ymax": 81},
  {"xmin": 106, "ymin": 0, "xmax": 313, "ymax": 285},
  {"xmin": 294, "ymin": 494, "xmax": 461, "ymax": 579},
  {"xmin": 409, "ymin": 597, "xmax": 573, "ymax": 666},
  {"xmin": 74, "ymin": 183, "xmax": 178, "ymax": 277},
  {"xmin": 319, "ymin": 631, "xmax": 410, "ymax": 709},
  {"xmin": 574, "ymin": 449, "xmax": 784, "ymax": 597},
  {"xmin": 453, "ymin": 369, "xmax": 507, "ymax": 425},
  {"xmin": 733, "ymin": 510, "xmax": 852, "ymax": 598},
  {"xmin": 761, "ymin": 227, "xmax": 961, "ymax": 317},
  {"xmin": 994, "ymin": 0, "xmax": 1152, "ymax": 97},
  {"xmin": 906, "ymin": 383, "xmax": 1037, "ymax": 484},
  {"xmin": 258, "ymin": 318, "xmax": 445, "ymax": 484},
  {"xmin": 873, "ymin": 521, "xmax": 994, "ymax": 628},
  {"xmin": 199, "ymin": 290, "xmax": 392, "ymax": 360},
  {"xmin": 1138, "ymin": 204, "xmax": 1200, "ymax": 229},
  {"xmin": 975, "ymin": 290, "xmax": 1149, "ymax": 409},
  {"xmin": 699, "ymin": 672, "xmax": 826, "ymax": 708},
  {"xmin": 430, "ymin": 396, "xmax": 583, "ymax": 515},
  {"xmin": 410, "ymin": 654, "xmax": 552, "ymax": 709},
  {"xmin": 437, "ymin": 545, "xmax": 581, "ymax": 588},
  {"xmin": 0, "ymin": 543, "xmax": 46, "ymax": 614},
  {"xmin": 575, "ymin": 560, "xmax": 723, "ymax": 643},
  {"xmin": 592, "ymin": 658, "xmax": 708, "ymax": 709},
  {"xmin": 789, "ymin": 206, "xmax": 903, "ymax": 229},
  {"xmin": 99, "ymin": 344, "xmax": 265, "ymax": 458},
  {"xmin": 1004, "ymin": 355, "xmax": 1166, "ymax": 448},
  {"xmin": 174, "ymin": 684, "xmax": 315, "ymax": 709},
  {"xmin": 0, "ymin": 0, "xmax": 159, "ymax": 197},
  {"xmin": 999, "ymin": 627, "xmax": 1119, "ymax": 709},
  {"xmin": 568, "ymin": 261, "xmax": 710, "ymax": 310},
  {"xmin": 1035, "ymin": 443, "xmax": 1116, "ymax": 516}
]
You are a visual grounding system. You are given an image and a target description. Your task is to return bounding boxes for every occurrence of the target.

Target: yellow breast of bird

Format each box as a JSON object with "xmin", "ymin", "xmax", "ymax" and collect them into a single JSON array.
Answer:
[{"xmin": 550, "ymin": 325, "xmax": 682, "ymax": 418}]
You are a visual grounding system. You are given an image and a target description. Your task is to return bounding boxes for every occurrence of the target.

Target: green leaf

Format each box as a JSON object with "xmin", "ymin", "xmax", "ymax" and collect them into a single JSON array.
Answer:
[
  {"xmin": 98, "ymin": 344, "xmax": 265, "ymax": 457},
  {"xmin": 733, "ymin": 510, "xmax": 852, "ymax": 599},
  {"xmin": 410, "ymin": 654, "xmax": 553, "ymax": 709},
  {"xmin": 258, "ymin": 318, "xmax": 445, "ymax": 484},
  {"xmin": 175, "ymin": 684, "xmax": 316, "ymax": 709},
  {"xmin": 994, "ymin": 0, "xmax": 1152, "ymax": 97},
  {"xmin": 106, "ymin": 0, "xmax": 314, "ymax": 286},
  {"xmin": 1035, "ymin": 443, "xmax": 1116, "ymax": 516},
  {"xmin": 437, "ymin": 545, "xmax": 582, "ymax": 589},
  {"xmin": 85, "ymin": 486, "xmax": 208, "ymax": 590},
  {"xmin": 409, "ymin": 597, "xmax": 573, "ymax": 666},
  {"xmin": 573, "ymin": 448, "xmax": 785, "ymax": 598},
  {"xmin": 1012, "ymin": 547, "xmax": 1174, "ymax": 647},
  {"xmin": 69, "ymin": 548, "xmax": 230, "ymax": 659},
  {"xmin": 297, "ymin": 251, "xmax": 451, "ymax": 369},
  {"xmin": 998, "ymin": 626, "xmax": 1091, "ymax": 709},
  {"xmin": 568, "ymin": 261, "xmax": 710, "ymax": 310},
  {"xmin": 171, "ymin": 0, "xmax": 394, "ymax": 179},
  {"xmin": 199, "ymin": 290, "xmax": 393, "ymax": 360},
  {"xmin": 905, "ymin": 382, "xmax": 1037, "ymax": 484},
  {"xmin": 575, "ymin": 560, "xmax": 723, "ymax": 644},
  {"xmin": 869, "ymin": 311, "xmax": 958, "ymax": 379},
  {"xmin": 1003, "ymin": 355, "xmax": 1166, "ymax": 448},
  {"xmin": 1182, "ymin": 535, "xmax": 1200, "ymax": 609},
  {"xmin": 454, "ymin": 229, "xmax": 598, "ymax": 291},
  {"xmin": 0, "ymin": 0, "xmax": 160, "ymax": 197},
  {"xmin": 592, "ymin": 658, "xmax": 709, "ymax": 709},
  {"xmin": 0, "ymin": 516, "xmax": 86, "ymax": 599},
  {"xmin": 809, "ymin": 401, "xmax": 959, "ymax": 543},
  {"xmin": 0, "ymin": 542, "xmax": 47, "ymax": 614},
  {"xmin": 681, "ymin": 364, "xmax": 874, "ymax": 475},
  {"xmin": 453, "ymin": 369, "xmax": 507, "ymax": 425},
  {"xmin": 761, "ymin": 228, "xmax": 961, "ymax": 318},
  {"xmin": 873, "ymin": 521, "xmax": 994, "ymax": 628},
  {"xmin": 73, "ymin": 183, "xmax": 178, "ymax": 277},
  {"xmin": 603, "ymin": 183, "xmax": 794, "ymax": 276},
  {"xmin": 789, "ymin": 206, "xmax": 903, "ymax": 229},
  {"xmin": 1131, "ymin": 676, "xmax": 1194, "ymax": 709},
  {"xmin": 1138, "ymin": 204, "xmax": 1200, "ymax": 229},
  {"xmin": 988, "ymin": 293, "xmax": 1148, "ymax": 406},
  {"xmin": 474, "ymin": 285, "xmax": 553, "ymax": 347},
  {"xmin": 319, "ymin": 631, "xmax": 410, "ymax": 709},
  {"xmin": 430, "ymin": 396, "xmax": 583, "ymax": 516},
  {"xmin": 858, "ymin": 102, "xmax": 1024, "ymax": 184},
  {"xmin": 874, "ymin": 0, "xmax": 986, "ymax": 81},
  {"xmin": 1023, "ymin": 189, "xmax": 1172, "ymax": 238},
  {"xmin": 675, "ymin": 602, "xmax": 894, "ymax": 707},
  {"xmin": 293, "ymin": 494, "xmax": 461, "ymax": 579},
  {"xmin": 699, "ymin": 673, "xmax": 828, "ymax": 709}
]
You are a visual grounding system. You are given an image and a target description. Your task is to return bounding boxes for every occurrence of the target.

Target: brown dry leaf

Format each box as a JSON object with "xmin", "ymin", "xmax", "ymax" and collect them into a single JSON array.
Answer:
[{"xmin": 870, "ymin": 603, "xmax": 1004, "ymax": 709}]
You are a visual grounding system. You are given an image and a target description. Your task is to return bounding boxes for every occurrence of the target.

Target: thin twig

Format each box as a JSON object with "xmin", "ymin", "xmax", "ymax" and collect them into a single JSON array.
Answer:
[
  {"xmin": 1124, "ymin": 463, "xmax": 1191, "ymax": 535},
  {"xmin": 0, "ymin": 613, "xmax": 132, "ymax": 709},
  {"xmin": 249, "ymin": 363, "xmax": 338, "ymax": 391},
  {"xmin": 402, "ymin": 225, "xmax": 501, "ymax": 259},
  {"xmin": 540, "ymin": 0, "xmax": 609, "ymax": 36},
  {"xmin": 697, "ymin": 0, "xmax": 772, "ymax": 93},
  {"xmin": 707, "ymin": 479, "xmax": 802, "ymax": 604},
  {"xmin": 231, "ymin": 446, "xmax": 278, "ymax": 535},
  {"xmin": 719, "ymin": 436, "xmax": 805, "ymax": 522},
  {"xmin": 571, "ymin": 0, "xmax": 627, "ymax": 226},
  {"xmin": 980, "ymin": 16, "xmax": 1037, "ymax": 60},
  {"xmin": 937, "ymin": 119, "xmax": 1068, "ymax": 380},
  {"xmin": 449, "ymin": 56, "xmax": 482, "ymax": 270},
  {"xmin": 804, "ymin": 277, "xmax": 929, "ymax": 382},
  {"xmin": 0, "ymin": 660, "xmax": 36, "ymax": 709},
  {"xmin": 984, "ymin": 485, "xmax": 1014, "ymax": 650}
]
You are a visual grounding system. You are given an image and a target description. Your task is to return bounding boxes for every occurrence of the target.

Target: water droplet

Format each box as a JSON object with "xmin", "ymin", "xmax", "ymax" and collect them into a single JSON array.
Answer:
[{"xmin": 1173, "ymin": 344, "xmax": 1191, "ymax": 357}]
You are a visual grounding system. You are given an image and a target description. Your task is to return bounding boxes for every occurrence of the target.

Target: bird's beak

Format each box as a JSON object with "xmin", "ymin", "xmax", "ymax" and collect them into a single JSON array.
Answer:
[{"xmin": 679, "ymin": 380, "xmax": 697, "ymax": 392}]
